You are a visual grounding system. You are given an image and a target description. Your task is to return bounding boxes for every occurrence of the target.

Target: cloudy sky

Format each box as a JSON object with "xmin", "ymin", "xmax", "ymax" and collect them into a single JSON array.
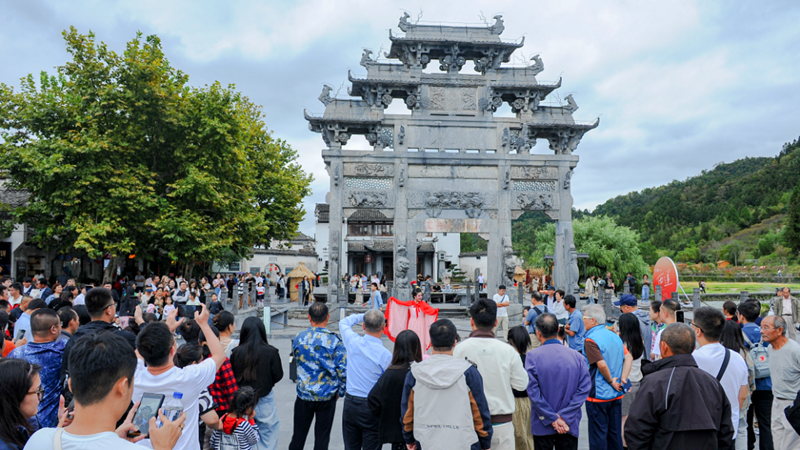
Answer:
[{"xmin": 2, "ymin": 1, "xmax": 799, "ymax": 237}]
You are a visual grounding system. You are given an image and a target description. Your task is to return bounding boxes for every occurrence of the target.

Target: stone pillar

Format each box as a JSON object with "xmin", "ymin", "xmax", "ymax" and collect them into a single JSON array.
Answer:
[
  {"xmin": 554, "ymin": 164, "xmax": 579, "ymax": 296},
  {"xmin": 327, "ymin": 159, "xmax": 344, "ymax": 305},
  {"xmin": 692, "ymin": 288, "xmax": 701, "ymax": 311},
  {"xmin": 655, "ymin": 285, "xmax": 662, "ymax": 302},
  {"xmin": 393, "ymin": 160, "xmax": 412, "ymax": 301},
  {"xmin": 740, "ymin": 291, "xmax": 749, "ymax": 303},
  {"xmin": 492, "ymin": 161, "xmax": 512, "ymax": 301}
]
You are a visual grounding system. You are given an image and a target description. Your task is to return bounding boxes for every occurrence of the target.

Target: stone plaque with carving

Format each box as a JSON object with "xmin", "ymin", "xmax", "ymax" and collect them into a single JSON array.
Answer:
[
  {"xmin": 344, "ymin": 163, "xmax": 396, "ymax": 177},
  {"xmin": 460, "ymin": 88, "xmax": 477, "ymax": 111},
  {"xmin": 511, "ymin": 166, "xmax": 559, "ymax": 180},
  {"xmin": 515, "ymin": 192, "xmax": 558, "ymax": 211},
  {"xmin": 347, "ymin": 191, "xmax": 391, "ymax": 208},
  {"xmin": 429, "ymin": 86, "xmax": 446, "ymax": 110}
]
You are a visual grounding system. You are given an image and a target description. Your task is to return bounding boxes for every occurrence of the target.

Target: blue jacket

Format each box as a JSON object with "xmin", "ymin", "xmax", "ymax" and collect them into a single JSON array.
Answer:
[
  {"xmin": 293, "ymin": 327, "xmax": 347, "ymax": 401},
  {"xmin": 9, "ymin": 340, "xmax": 66, "ymax": 427},
  {"xmin": 584, "ymin": 324, "xmax": 625, "ymax": 401}
]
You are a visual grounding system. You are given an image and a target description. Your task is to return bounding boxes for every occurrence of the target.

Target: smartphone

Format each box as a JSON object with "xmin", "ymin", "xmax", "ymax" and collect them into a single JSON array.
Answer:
[
  {"xmin": 676, "ymin": 310, "xmax": 685, "ymax": 323},
  {"xmin": 15, "ymin": 329, "xmax": 25, "ymax": 341},
  {"xmin": 67, "ymin": 398, "xmax": 75, "ymax": 420},
  {"xmin": 130, "ymin": 393, "xmax": 165, "ymax": 438}
]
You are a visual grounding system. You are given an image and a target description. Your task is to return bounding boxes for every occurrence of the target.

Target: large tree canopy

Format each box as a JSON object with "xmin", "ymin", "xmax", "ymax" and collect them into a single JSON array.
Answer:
[
  {"xmin": 0, "ymin": 28, "xmax": 312, "ymax": 280},
  {"xmin": 529, "ymin": 215, "xmax": 650, "ymax": 287}
]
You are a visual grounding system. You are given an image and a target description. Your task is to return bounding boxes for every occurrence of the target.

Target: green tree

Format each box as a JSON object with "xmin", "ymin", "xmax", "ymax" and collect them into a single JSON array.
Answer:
[
  {"xmin": 528, "ymin": 216, "xmax": 649, "ymax": 287},
  {"xmin": 786, "ymin": 185, "xmax": 800, "ymax": 253},
  {"xmin": 0, "ymin": 29, "xmax": 311, "ymax": 280}
]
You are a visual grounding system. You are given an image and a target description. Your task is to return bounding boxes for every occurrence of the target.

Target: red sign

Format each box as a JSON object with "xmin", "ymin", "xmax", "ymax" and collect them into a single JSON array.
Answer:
[{"xmin": 653, "ymin": 256, "xmax": 679, "ymax": 300}]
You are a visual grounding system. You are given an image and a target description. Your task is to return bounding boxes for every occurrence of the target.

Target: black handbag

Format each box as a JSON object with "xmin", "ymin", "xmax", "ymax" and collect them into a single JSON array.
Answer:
[{"xmin": 785, "ymin": 389, "xmax": 800, "ymax": 435}]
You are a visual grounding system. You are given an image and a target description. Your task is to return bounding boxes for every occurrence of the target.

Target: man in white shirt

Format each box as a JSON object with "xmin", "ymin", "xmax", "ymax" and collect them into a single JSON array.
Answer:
[
  {"xmin": 454, "ymin": 298, "xmax": 528, "ymax": 450},
  {"xmin": 133, "ymin": 305, "xmax": 226, "ymax": 450},
  {"xmin": 24, "ymin": 331, "xmax": 184, "ymax": 450},
  {"xmin": 8, "ymin": 282, "xmax": 23, "ymax": 308},
  {"xmin": 652, "ymin": 299, "xmax": 680, "ymax": 360},
  {"xmin": 493, "ymin": 285, "xmax": 511, "ymax": 339},
  {"xmin": 691, "ymin": 307, "xmax": 749, "ymax": 445}
]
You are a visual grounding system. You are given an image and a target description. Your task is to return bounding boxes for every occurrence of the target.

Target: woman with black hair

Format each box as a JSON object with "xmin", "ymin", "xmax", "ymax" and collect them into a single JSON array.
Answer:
[
  {"xmin": 213, "ymin": 310, "xmax": 239, "ymax": 358},
  {"xmin": 230, "ymin": 317, "xmax": 283, "ymax": 450},
  {"xmin": 72, "ymin": 305, "xmax": 92, "ymax": 326},
  {"xmin": 507, "ymin": 326, "xmax": 535, "ymax": 450},
  {"xmin": 618, "ymin": 312, "xmax": 644, "ymax": 448},
  {"xmin": 0, "ymin": 359, "xmax": 42, "ymax": 450},
  {"xmin": 368, "ymin": 330, "xmax": 423, "ymax": 450}
]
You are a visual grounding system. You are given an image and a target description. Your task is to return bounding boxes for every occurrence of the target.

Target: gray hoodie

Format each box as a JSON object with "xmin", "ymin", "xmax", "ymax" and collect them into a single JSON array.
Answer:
[
  {"xmin": 401, "ymin": 354, "xmax": 493, "ymax": 450},
  {"xmin": 631, "ymin": 308, "xmax": 652, "ymax": 361}
]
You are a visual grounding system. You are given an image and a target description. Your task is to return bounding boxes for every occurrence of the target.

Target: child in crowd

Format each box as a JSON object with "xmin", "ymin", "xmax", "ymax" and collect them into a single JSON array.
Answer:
[
  {"xmin": 210, "ymin": 386, "xmax": 260, "ymax": 450},
  {"xmin": 187, "ymin": 291, "xmax": 202, "ymax": 317},
  {"xmin": 256, "ymin": 282, "xmax": 265, "ymax": 308},
  {"xmin": 163, "ymin": 296, "xmax": 176, "ymax": 318}
]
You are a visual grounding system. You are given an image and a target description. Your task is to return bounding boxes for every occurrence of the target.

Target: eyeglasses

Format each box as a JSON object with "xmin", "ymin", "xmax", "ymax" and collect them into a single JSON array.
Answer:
[
  {"xmin": 760, "ymin": 326, "xmax": 777, "ymax": 331},
  {"xmin": 28, "ymin": 386, "xmax": 44, "ymax": 401}
]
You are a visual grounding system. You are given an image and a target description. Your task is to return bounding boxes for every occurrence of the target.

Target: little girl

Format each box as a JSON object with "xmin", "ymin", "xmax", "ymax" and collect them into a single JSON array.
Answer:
[
  {"xmin": 163, "ymin": 296, "xmax": 176, "ymax": 317},
  {"xmin": 210, "ymin": 386, "xmax": 260, "ymax": 450},
  {"xmin": 256, "ymin": 282, "xmax": 265, "ymax": 308}
]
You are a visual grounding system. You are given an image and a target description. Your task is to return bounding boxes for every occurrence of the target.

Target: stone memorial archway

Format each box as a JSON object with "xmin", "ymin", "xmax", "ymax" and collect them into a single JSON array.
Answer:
[{"xmin": 306, "ymin": 13, "xmax": 597, "ymax": 302}]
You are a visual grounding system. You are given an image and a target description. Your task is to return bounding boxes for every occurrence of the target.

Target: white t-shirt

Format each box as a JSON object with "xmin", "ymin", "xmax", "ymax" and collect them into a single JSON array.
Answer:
[
  {"xmin": 74, "ymin": 293, "xmax": 85, "ymax": 306},
  {"xmin": 24, "ymin": 428, "xmax": 140, "ymax": 450},
  {"xmin": 693, "ymin": 343, "xmax": 749, "ymax": 439},
  {"xmin": 132, "ymin": 358, "xmax": 217, "ymax": 450},
  {"xmin": 549, "ymin": 298, "xmax": 569, "ymax": 321},
  {"xmin": 652, "ymin": 327, "xmax": 664, "ymax": 359},
  {"xmin": 493, "ymin": 293, "xmax": 509, "ymax": 317}
]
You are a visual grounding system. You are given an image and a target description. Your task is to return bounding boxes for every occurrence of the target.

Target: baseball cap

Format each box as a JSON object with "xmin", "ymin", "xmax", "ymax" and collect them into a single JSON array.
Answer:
[{"xmin": 614, "ymin": 294, "xmax": 637, "ymax": 307}]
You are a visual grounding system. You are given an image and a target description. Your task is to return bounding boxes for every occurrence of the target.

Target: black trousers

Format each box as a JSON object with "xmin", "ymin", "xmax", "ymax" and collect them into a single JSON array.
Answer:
[
  {"xmin": 342, "ymin": 394, "xmax": 381, "ymax": 450},
  {"xmin": 288, "ymin": 397, "xmax": 337, "ymax": 450},
  {"xmin": 533, "ymin": 433, "xmax": 579, "ymax": 450},
  {"xmin": 747, "ymin": 390, "xmax": 774, "ymax": 450}
]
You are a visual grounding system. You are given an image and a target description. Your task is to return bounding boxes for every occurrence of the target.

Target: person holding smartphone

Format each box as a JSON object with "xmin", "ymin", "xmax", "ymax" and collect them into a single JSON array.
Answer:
[{"xmin": 23, "ymin": 332, "xmax": 185, "ymax": 450}]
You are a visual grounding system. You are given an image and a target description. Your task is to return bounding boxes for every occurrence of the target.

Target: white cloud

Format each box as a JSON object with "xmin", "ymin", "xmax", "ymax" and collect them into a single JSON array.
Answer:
[{"xmin": 2, "ymin": 0, "xmax": 799, "ymax": 236}]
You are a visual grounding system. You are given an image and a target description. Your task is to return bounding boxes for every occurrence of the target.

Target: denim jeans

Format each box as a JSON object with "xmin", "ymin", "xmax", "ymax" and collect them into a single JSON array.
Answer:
[
  {"xmin": 642, "ymin": 285, "xmax": 650, "ymax": 301},
  {"xmin": 255, "ymin": 391, "xmax": 280, "ymax": 450}
]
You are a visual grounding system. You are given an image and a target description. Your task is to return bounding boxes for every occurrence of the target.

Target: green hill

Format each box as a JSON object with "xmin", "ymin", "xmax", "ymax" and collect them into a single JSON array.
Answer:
[{"xmin": 592, "ymin": 137, "xmax": 800, "ymax": 264}]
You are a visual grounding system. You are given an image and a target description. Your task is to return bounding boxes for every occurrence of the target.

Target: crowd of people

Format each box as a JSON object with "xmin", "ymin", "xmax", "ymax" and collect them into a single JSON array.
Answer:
[{"xmin": 3, "ymin": 268, "xmax": 800, "ymax": 450}]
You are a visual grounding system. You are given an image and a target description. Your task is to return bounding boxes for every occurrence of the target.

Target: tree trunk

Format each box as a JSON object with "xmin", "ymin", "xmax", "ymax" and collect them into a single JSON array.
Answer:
[
  {"xmin": 103, "ymin": 255, "xmax": 120, "ymax": 284},
  {"xmin": 184, "ymin": 262, "xmax": 195, "ymax": 280}
]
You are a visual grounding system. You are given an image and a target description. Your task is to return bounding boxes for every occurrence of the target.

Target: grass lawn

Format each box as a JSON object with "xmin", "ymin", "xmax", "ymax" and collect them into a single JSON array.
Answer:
[{"xmin": 682, "ymin": 281, "xmax": 800, "ymax": 294}]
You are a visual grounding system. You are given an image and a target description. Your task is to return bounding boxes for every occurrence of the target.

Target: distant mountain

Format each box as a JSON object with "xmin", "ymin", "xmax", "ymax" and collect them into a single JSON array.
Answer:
[{"xmin": 592, "ymin": 137, "xmax": 800, "ymax": 262}]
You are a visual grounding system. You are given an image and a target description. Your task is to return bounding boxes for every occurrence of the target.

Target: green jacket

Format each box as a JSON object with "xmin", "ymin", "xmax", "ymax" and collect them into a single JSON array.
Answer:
[{"xmin": 771, "ymin": 295, "xmax": 800, "ymax": 324}]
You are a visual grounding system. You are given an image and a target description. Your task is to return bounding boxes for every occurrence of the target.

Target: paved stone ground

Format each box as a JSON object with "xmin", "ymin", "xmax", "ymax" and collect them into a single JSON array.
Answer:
[{"xmin": 252, "ymin": 306, "xmax": 593, "ymax": 450}]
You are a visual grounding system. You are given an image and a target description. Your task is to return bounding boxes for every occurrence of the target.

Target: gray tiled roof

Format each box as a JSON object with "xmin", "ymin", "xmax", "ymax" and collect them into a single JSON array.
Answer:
[
  {"xmin": 315, "ymin": 203, "xmax": 329, "ymax": 223},
  {"xmin": 348, "ymin": 209, "xmax": 389, "ymax": 222},
  {"xmin": 347, "ymin": 240, "xmax": 435, "ymax": 252}
]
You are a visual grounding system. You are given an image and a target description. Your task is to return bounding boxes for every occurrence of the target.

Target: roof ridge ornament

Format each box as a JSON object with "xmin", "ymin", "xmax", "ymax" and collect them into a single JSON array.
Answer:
[
  {"xmin": 490, "ymin": 15, "xmax": 505, "ymax": 35},
  {"xmin": 529, "ymin": 54, "xmax": 544, "ymax": 75},
  {"xmin": 399, "ymin": 12, "xmax": 412, "ymax": 32},
  {"xmin": 318, "ymin": 84, "xmax": 334, "ymax": 106},
  {"xmin": 360, "ymin": 49, "xmax": 375, "ymax": 67}
]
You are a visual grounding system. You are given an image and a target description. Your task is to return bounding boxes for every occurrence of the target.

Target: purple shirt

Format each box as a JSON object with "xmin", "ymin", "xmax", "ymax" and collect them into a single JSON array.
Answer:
[{"xmin": 525, "ymin": 339, "xmax": 591, "ymax": 438}]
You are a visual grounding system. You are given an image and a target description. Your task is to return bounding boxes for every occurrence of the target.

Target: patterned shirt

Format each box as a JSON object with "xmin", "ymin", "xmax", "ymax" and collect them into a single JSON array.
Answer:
[
  {"xmin": 9, "ymin": 339, "xmax": 67, "ymax": 427},
  {"xmin": 293, "ymin": 326, "xmax": 347, "ymax": 401},
  {"xmin": 207, "ymin": 358, "xmax": 237, "ymax": 413}
]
